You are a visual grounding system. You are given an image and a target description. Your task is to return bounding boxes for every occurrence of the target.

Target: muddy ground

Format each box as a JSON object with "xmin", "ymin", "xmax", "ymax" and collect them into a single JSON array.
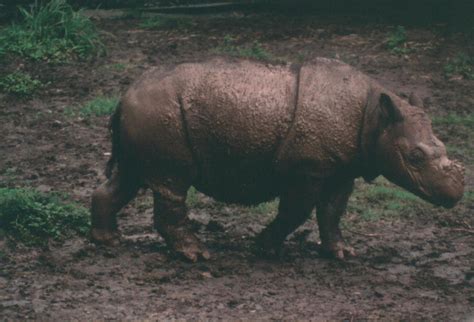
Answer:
[{"xmin": 1, "ymin": 8, "xmax": 473, "ymax": 320}]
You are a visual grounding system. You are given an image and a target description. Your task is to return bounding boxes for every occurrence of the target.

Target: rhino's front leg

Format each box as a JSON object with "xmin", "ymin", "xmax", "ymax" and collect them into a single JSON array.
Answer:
[
  {"xmin": 316, "ymin": 177, "xmax": 355, "ymax": 259},
  {"xmin": 153, "ymin": 183, "xmax": 210, "ymax": 262},
  {"xmin": 256, "ymin": 178, "xmax": 319, "ymax": 255}
]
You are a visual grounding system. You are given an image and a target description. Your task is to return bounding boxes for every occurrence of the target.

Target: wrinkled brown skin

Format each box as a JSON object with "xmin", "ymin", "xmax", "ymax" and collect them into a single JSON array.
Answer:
[{"xmin": 90, "ymin": 58, "xmax": 464, "ymax": 261}]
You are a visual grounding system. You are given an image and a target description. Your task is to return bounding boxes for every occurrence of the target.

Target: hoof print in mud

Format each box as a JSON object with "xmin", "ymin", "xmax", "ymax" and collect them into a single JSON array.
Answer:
[{"xmin": 90, "ymin": 57, "xmax": 464, "ymax": 262}]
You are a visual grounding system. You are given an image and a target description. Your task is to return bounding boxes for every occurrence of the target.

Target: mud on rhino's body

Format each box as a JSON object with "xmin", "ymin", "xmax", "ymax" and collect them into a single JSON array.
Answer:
[{"xmin": 91, "ymin": 58, "xmax": 464, "ymax": 261}]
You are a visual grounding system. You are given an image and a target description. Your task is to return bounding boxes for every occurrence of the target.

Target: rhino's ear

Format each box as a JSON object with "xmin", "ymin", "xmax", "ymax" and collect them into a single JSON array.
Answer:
[
  {"xmin": 379, "ymin": 93, "xmax": 404, "ymax": 125},
  {"xmin": 408, "ymin": 92, "xmax": 424, "ymax": 108},
  {"xmin": 360, "ymin": 91, "xmax": 403, "ymax": 182}
]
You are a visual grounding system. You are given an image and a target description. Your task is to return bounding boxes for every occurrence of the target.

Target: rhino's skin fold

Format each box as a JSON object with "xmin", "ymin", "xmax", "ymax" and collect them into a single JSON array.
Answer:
[{"xmin": 90, "ymin": 57, "xmax": 464, "ymax": 261}]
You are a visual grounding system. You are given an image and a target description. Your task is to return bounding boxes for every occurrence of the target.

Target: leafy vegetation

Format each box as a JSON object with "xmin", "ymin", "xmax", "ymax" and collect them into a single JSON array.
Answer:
[
  {"xmin": 463, "ymin": 190, "xmax": 474, "ymax": 203},
  {"xmin": 0, "ymin": 0, "xmax": 104, "ymax": 62},
  {"xmin": 139, "ymin": 14, "xmax": 194, "ymax": 30},
  {"xmin": 0, "ymin": 71, "xmax": 43, "ymax": 97},
  {"xmin": 215, "ymin": 35, "xmax": 273, "ymax": 61},
  {"xmin": 186, "ymin": 186, "xmax": 200, "ymax": 208},
  {"xmin": 0, "ymin": 188, "xmax": 90, "ymax": 246},
  {"xmin": 386, "ymin": 26, "xmax": 410, "ymax": 55},
  {"xmin": 67, "ymin": 96, "xmax": 119, "ymax": 117},
  {"xmin": 444, "ymin": 53, "xmax": 473, "ymax": 80},
  {"xmin": 106, "ymin": 63, "xmax": 128, "ymax": 72},
  {"xmin": 248, "ymin": 199, "xmax": 279, "ymax": 215}
]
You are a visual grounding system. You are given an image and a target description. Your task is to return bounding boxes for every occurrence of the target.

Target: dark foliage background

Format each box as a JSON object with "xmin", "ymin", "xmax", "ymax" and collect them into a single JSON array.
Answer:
[{"xmin": 1, "ymin": 0, "xmax": 473, "ymax": 29}]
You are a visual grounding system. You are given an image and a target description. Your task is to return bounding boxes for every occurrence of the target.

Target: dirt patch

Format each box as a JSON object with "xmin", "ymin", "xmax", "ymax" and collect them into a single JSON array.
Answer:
[{"xmin": 1, "ymin": 11, "xmax": 473, "ymax": 320}]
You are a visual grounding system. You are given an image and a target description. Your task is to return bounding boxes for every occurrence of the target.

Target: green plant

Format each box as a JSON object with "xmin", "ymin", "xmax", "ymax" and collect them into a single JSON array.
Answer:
[
  {"xmin": 67, "ymin": 96, "xmax": 119, "ymax": 117},
  {"xmin": 0, "ymin": 188, "xmax": 90, "ymax": 246},
  {"xmin": 140, "ymin": 15, "xmax": 194, "ymax": 30},
  {"xmin": 386, "ymin": 26, "xmax": 410, "ymax": 55},
  {"xmin": 238, "ymin": 41, "xmax": 273, "ymax": 61},
  {"xmin": 249, "ymin": 199, "xmax": 279, "ymax": 215},
  {"xmin": 0, "ymin": 71, "xmax": 42, "ymax": 97},
  {"xmin": 444, "ymin": 53, "xmax": 473, "ymax": 80},
  {"xmin": 348, "ymin": 178, "xmax": 425, "ymax": 221},
  {"xmin": 186, "ymin": 186, "xmax": 200, "ymax": 208},
  {"xmin": 0, "ymin": 0, "xmax": 105, "ymax": 61},
  {"xmin": 107, "ymin": 63, "xmax": 128, "ymax": 72},
  {"xmin": 463, "ymin": 190, "xmax": 474, "ymax": 202},
  {"xmin": 0, "ymin": 168, "xmax": 18, "ymax": 187},
  {"xmin": 215, "ymin": 36, "xmax": 273, "ymax": 61}
]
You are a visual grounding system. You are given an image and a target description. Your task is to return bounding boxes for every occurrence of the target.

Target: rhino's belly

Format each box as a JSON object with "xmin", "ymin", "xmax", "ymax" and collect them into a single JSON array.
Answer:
[{"xmin": 193, "ymin": 158, "xmax": 280, "ymax": 205}]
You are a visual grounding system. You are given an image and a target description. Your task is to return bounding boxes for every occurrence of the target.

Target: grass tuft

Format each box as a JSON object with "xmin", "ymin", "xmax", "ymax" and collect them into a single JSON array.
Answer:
[
  {"xmin": 249, "ymin": 200, "xmax": 279, "ymax": 215},
  {"xmin": 67, "ymin": 96, "xmax": 119, "ymax": 117},
  {"xmin": 186, "ymin": 186, "xmax": 200, "ymax": 208},
  {"xmin": 386, "ymin": 26, "xmax": 411, "ymax": 55},
  {"xmin": 432, "ymin": 113, "xmax": 474, "ymax": 127},
  {"xmin": 215, "ymin": 35, "xmax": 273, "ymax": 61},
  {"xmin": 107, "ymin": 63, "xmax": 128, "ymax": 72},
  {"xmin": 0, "ymin": 188, "xmax": 90, "ymax": 246},
  {"xmin": 0, "ymin": 0, "xmax": 105, "ymax": 62},
  {"xmin": 444, "ymin": 53, "xmax": 473, "ymax": 80},
  {"xmin": 349, "ymin": 178, "xmax": 424, "ymax": 221},
  {"xmin": 0, "ymin": 71, "xmax": 42, "ymax": 97}
]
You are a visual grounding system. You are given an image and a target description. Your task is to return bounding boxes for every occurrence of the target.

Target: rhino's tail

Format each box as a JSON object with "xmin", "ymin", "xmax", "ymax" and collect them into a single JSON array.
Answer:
[{"xmin": 105, "ymin": 103, "xmax": 122, "ymax": 179}]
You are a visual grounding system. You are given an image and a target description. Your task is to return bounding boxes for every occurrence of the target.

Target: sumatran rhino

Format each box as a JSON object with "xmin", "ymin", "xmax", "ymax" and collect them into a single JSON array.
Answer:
[{"xmin": 90, "ymin": 58, "xmax": 464, "ymax": 261}]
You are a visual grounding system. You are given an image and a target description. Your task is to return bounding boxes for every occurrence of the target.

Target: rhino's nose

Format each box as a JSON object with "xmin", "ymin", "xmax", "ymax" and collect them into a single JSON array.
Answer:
[
  {"xmin": 431, "ymin": 158, "xmax": 464, "ymax": 208},
  {"xmin": 440, "ymin": 157, "xmax": 451, "ymax": 170}
]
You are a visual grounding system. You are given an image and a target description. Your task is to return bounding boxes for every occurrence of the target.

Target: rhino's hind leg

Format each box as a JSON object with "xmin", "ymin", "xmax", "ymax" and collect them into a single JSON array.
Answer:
[
  {"xmin": 152, "ymin": 182, "xmax": 210, "ymax": 262},
  {"xmin": 256, "ymin": 178, "xmax": 318, "ymax": 255},
  {"xmin": 315, "ymin": 178, "xmax": 355, "ymax": 259},
  {"xmin": 90, "ymin": 170, "xmax": 140, "ymax": 246}
]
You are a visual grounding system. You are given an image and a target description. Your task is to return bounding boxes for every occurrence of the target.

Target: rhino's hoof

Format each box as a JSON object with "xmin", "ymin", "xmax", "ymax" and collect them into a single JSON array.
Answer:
[
  {"xmin": 161, "ymin": 227, "xmax": 210, "ymax": 262},
  {"xmin": 179, "ymin": 246, "xmax": 211, "ymax": 262},
  {"xmin": 254, "ymin": 232, "xmax": 284, "ymax": 258},
  {"xmin": 318, "ymin": 241, "xmax": 356, "ymax": 259},
  {"xmin": 90, "ymin": 228, "xmax": 121, "ymax": 247},
  {"xmin": 173, "ymin": 240, "xmax": 211, "ymax": 262}
]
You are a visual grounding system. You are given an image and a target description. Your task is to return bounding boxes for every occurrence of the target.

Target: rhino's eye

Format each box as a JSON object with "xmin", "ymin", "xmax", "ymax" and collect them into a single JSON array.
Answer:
[{"xmin": 408, "ymin": 148, "xmax": 426, "ymax": 165}]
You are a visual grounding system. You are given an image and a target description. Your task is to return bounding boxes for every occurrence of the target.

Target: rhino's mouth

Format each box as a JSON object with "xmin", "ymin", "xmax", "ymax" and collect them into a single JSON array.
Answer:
[
  {"xmin": 404, "ymin": 167, "xmax": 464, "ymax": 209},
  {"xmin": 393, "ymin": 149, "xmax": 464, "ymax": 208},
  {"xmin": 421, "ymin": 192, "xmax": 458, "ymax": 209},
  {"xmin": 401, "ymin": 182, "xmax": 456, "ymax": 209}
]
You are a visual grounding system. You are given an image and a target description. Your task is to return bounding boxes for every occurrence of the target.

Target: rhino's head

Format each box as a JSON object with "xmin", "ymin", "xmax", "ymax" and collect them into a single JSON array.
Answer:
[{"xmin": 362, "ymin": 90, "xmax": 464, "ymax": 208}]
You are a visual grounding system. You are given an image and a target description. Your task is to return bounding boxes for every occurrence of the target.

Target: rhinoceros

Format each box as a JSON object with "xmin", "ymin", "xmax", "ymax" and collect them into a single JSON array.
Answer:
[{"xmin": 90, "ymin": 58, "xmax": 464, "ymax": 261}]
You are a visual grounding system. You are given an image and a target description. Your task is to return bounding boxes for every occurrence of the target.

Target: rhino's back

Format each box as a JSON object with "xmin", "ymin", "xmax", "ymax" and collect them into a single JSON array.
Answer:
[
  {"xmin": 181, "ymin": 59, "xmax": 297, "ymax": 158},
  {"xmin": 121, "ymin": 59, "xmax": 298, "ymax": 203},
  {"xmin": 179, "ymin": 59, "xmax": 298, "ymax": 202}
]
